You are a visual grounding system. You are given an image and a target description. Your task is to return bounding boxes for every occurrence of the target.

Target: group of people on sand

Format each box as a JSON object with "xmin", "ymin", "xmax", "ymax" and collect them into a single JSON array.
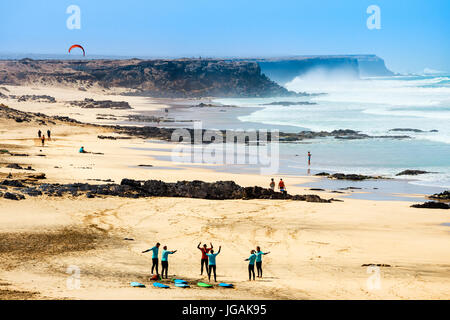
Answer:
[
  {"xmin": 270, "ymin": 178, "xmax": 287, "ymax": 193},
  {"xmin": 37, "ymin": 129, "xmax": 51, "ymax": 146},
  {"xmin": 142, "ymin": 242, "xmax": 270, "ymax": 282}
]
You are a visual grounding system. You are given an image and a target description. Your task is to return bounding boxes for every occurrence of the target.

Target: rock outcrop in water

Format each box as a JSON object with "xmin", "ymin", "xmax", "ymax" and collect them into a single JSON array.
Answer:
[
  {"xmin": 428, "ymin": 191, "xmax": 450, "ymax": 201},
  {"xmin": 0, "ymin": 58, "xmax": 296, "ymax": 98},
  {"xmin": 396, "ymin": 170, "xmax": 433, "ymax": 176}
]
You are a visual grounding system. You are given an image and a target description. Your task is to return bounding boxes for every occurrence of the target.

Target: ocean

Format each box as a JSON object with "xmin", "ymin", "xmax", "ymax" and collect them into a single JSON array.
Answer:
[{"xmin": 212, "ymin": 74, "xmax": 450, "ymax": 190}]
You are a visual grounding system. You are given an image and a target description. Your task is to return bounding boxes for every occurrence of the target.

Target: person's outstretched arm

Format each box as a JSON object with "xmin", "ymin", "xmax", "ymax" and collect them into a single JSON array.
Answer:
[
  {"xmin": 217, "ymin": 246, "xmax": 221, "ymax": 254},
  {"xmin": 264, "ymin": 252, "xmax": 271, "ymax": 255},
  {"xmin": 210, "ymin": 242, "xmax": 213, "ymax": 249},
  {"xmin": 197, "ymin": 242, "xmax": 201, "ymax": 250},
  {"xmin": 171, "ymin": 250, "xmax": 177, "ymax": 254},
  {"xmin": 245, "ymin": 258, "xmax": 249, "ymax": 261},
  {"xmin": 142, "ymin": 248, "xmax": 151, "ymax": 253}
]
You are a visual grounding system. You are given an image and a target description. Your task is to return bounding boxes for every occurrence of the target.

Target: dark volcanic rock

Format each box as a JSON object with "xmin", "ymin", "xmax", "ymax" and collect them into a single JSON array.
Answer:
[
  {"xmin": 411, "ymin": 202, "xmax": 449, "ymax": 209},
  {"xmin": 329, "ymin": 173, "xmax": 382, "ymax": 181},
  {"xmin": 428, "ymin": 191, "xmax": 450, "ymax": 201},
  {"xmin": 315, "ymin": 172, "xmax": 330, "ymax": 176},
  {"xmin": 9, "ymin": 179, "xmax": 333, "ymax": 203},
  {"xmin": 68, "ymin": 98, "xmax": 132, "ymax": 110},
  {"xmin": 396, "ymin": 170, "xmax": 432, "ymax": 176},
  {"xmin": 1, "ymin": 179, "xmax": 25, "ymax": 187},
  {"xmin": 3, "ymin": 192, "xmax": 25, "ymax": 200}
]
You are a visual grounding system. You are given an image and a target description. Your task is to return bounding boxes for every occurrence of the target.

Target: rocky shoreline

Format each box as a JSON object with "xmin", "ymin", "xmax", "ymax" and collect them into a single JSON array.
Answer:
[{"xmin": 0, "ymin": 178, "xmax": 335, "ymax": 203}]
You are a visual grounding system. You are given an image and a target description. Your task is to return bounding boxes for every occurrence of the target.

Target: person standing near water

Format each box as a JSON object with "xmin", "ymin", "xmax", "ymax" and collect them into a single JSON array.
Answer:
[
  {"xmin": 197, "ymin": 242, "xmax": 213, "ymax": 275},
  {"xmin": 47, "ymin": 129, "xmax": 51, "ymax": 140},
  {"xmin": 38, "ymin": 130, "xmax": 42, "ymax": 138},
  {"xmin": 308, "ymin": 151, "xmax": 311, "ymax": 166},
  {"xmin": 278, "ymin": 179, "xmax": 286, "ymax": 193},
  {"xmin": 206, "ymin": 246, "xmax": 221, "ymax": 282},
  {"xmin": 270, "ymin": 178, "xmax": 275, "ymax": 190},
  {"xmin": 255, "ymin": 246, "xmax": 270, "ymax": 278},
  {"xmin": 142, "ymin": 242, "xmax": 161, "ymax": 276},
  {"xmin": 161, "ymin": 246, "xmax": 177, "ymax": 279},
  {"xmin": 245, "ymin": 250, "xmax": 257, "ymax": 281},
  {"xmin": 41, "ymin": 134, "xmax": 45, "ymax": 147}
]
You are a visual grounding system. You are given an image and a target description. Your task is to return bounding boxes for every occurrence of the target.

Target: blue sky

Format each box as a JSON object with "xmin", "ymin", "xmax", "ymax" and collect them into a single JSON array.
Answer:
[{"xmin": 0, "ymin": 0, "xmax": 448, "ymax": 73}]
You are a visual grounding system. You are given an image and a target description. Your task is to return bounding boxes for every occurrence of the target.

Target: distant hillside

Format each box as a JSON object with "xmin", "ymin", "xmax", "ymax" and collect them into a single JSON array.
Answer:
[
  {"xmin": 249, "ymin": 55, "xmax": 394, "ymax": 84},
  {"xmin": 0, "ymin": 59, "xmax": 297, "ymax": 98}
]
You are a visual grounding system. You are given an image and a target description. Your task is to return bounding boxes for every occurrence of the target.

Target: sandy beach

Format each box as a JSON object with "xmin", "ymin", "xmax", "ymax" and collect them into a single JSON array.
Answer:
[{"xmin": 0, "ymin": 85, "xmax": 449, "ymax": 300}]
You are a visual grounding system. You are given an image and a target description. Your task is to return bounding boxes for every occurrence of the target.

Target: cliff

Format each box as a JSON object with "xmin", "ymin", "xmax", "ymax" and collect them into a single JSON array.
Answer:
[
  {"xmin": 0, "ymin": 58, "xmax": 296, "ymax": 98},
  {"xmin": 251, "ymin": 55, "xmax": 394, "ymax": 84}
]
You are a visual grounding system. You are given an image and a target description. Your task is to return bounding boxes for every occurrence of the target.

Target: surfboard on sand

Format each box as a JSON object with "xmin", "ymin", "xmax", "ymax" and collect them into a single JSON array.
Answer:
[
  {"xmin": 175, "ymin": 283, "xmax": 190, "ymax": 288},
  {"xmin": 197, "ymin": 282, "xmax": 213, "ymax": 288},
  {"xmin": 173, "ymin": 279, "xmax": 188, "ymax": 284},
  {"xmin": 130, "ymin": 282, "xmax": 146, "ymax": 288},
  {"xmin": 153, "ymin": 282, "xmax": 170, "ymax": 288},
  {"xmin": 218, "ymin": 283, "xmax": 234, "ymax": 288}
]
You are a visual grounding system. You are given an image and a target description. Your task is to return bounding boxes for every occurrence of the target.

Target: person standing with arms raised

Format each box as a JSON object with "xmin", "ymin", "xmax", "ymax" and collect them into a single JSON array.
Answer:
[
  {"xmin": 255, "ymin": 246, "xmax": 270, "ymax": 278},
  {"xmin": 161, "ymin": 246, "xmax": 177, "ymax": 279},
  {"xmin": 197, "ymin": 242, "xmax": 213, "ymax": 275},
  {"xmin": 245, "ymin": 250, "xmax": 257, "ymax": 281},
  {"xmin": 206, "ymin": 246, "xmax": 221, "ymax": 282},
  {"xmin": 142, "ymin": 242, "xmax": 161, "ymax": 276}
]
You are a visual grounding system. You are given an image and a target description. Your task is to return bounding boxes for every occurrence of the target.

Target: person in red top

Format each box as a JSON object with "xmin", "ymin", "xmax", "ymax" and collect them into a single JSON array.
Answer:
[
  {"xmin": 197, "ymin": 242, "xmax": 213, "ymax": 275},
  {"xmin": 278, "ymin": 179, "xmax": 286, "ymax": 193}
]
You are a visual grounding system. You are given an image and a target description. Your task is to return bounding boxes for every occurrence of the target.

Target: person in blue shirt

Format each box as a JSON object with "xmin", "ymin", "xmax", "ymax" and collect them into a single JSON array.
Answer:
[
  {"xmin": 161, "ymin": 246, "xmax": 177, "ymax": 279},
  {"xmin": 206, "ymin": 246, "xmax": 221, "ymax": 282},
  {"xmin": 255, "ymin": 246, "xmax": 270, "ymax": 278},
  {"xmin": 245, "ymin": 250, "xmax": 257, "ymax": 280},
  {"xmin": 142, "ymin": 242, "xmax": 161, "ymax": 275}
]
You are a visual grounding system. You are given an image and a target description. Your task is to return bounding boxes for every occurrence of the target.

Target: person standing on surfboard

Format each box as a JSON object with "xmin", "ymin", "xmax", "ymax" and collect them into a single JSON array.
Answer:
[
  {"xmin": 255, "ymin": 246, "xmax": 270, "ymax": 278},
  {"xmin": 161, "ymin": 246, "xmax": 177, "ymax": 279},
  {"xmin": 197, "ymin": 242, "xmax": 213, "ymax": 275},
  {"xmin": 142, "ymin": 242, "xmax": 161, "ymax": 276},
  {"xmin": 206, "ymin": 246, "xmax": 221, "ymax": 282},
  {"xmin": 245, "ymin": 250, "xmax": 257, "ymax": 281}
]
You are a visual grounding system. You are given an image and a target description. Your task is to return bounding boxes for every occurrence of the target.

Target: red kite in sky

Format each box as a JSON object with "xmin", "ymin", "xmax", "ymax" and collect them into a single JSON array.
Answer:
[{"xmin": 68, "ymin": 44, "xmax": 85, "ymax": 56}]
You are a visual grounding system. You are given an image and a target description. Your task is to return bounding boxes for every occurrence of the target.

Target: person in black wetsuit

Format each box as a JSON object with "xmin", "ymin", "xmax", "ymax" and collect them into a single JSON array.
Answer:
[
  {"xmin": 245, "ymin": 250, "xmax": 257, "ymax": 281},
  {"xmin": 142, "ymin": 242, "xmax": 161, "ymax": 275}
]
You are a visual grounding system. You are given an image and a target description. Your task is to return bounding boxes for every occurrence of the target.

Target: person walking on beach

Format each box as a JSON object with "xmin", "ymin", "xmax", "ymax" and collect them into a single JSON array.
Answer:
[
  {"xmin": 161, "ymin": 246, "xmax": 177, "ymax": 279},
  {"xmin": 270, "ymin": 178, "xmax": 275, "ymax": 190},
  {"xmin": 245, "ymin": 250, "xmax": 257, "ymax": 281},
  {"xmin": 41, "ymin": 134, "xmax": 45, "ymax": 147},
  {"xmin": 255, "ymin": 246, "xmax": 270, "ymax": 278},
  {"xmin": 278, "ymin": 179, "xmax": 286, "ymax": 194},
  {"xmin": 142, "ymin": 242, "xmax": 161, "ymax": 276},
  {"xmin": 207, "ymin": 246, "xmax": 221, "ymax": 282},
  {"xmin": 38, "ymin": 130, "xmax": 42, "ymax": 138},
  {"xmin": 197, "ymin": 242, "xmax": 213, "ymax": 275},
  {"xmin": 308, "ymin": 151, "xmax": 311, "ymax": 166},
  {"xmin": 47, "ymin": 129, "xmax": 51, "ymax": 140}
]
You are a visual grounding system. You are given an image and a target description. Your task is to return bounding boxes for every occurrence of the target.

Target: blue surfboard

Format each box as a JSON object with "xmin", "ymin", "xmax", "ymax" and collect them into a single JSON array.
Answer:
[
  {"xmin": 175, "ymin": 283, "xmax": 190, "ymax": 288},
  {"xmin": 218, "ymin": 283, "xmax": 233, "ymax": 288},
  {"xmin": 173, "ymin": 279, "xmax": 187, "ymax": 284},
  {"xmin": 130, "ymin": 282, "xmax": 146, "ymax": 288},
  {"xmin": 153, "ymin": 282, "xmax": 170, "ymax": 288}
]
